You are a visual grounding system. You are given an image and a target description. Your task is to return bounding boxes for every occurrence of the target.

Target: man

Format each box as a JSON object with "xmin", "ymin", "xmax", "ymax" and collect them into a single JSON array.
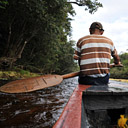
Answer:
[{"xmin": 74, "ymin": 22, "xmax": 120, "ymax": 85}]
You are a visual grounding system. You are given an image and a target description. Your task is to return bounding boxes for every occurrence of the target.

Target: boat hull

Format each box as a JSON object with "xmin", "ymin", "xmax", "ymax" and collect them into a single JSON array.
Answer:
[
  {"xmin": 53, "ymin": 84, "xmax": 91, "ymax": 128},
  {"xmin": 53, "ymin": 84, "xmax": 128, "ymax": 128}
]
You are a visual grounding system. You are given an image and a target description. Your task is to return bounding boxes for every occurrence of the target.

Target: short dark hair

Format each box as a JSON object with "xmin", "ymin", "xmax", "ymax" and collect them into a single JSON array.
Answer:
[{"xmin": 90, "ymin": 22, "xmax": 104, "ymax": 34}]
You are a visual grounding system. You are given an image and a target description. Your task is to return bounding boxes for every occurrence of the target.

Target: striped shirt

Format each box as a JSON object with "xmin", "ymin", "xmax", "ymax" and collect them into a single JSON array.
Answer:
[{"xmin": 74, "ymin": 34, "xmax": 120, "ymax": 77}]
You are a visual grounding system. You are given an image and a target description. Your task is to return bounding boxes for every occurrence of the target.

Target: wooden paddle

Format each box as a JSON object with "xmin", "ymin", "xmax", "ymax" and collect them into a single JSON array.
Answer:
[
  {"xmin": 0, "ymin": 72, "xmax": 80, "ymax": 93},
  {"xmin": 0, "ymin": 63, "xmax": 123, "ymax": 93}
]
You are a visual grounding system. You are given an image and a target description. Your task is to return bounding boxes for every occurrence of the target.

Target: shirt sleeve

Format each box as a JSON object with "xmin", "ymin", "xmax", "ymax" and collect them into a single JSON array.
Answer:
[{"xmin": 73, "ymin": 40, "xmax": 81, "ymax": 60}]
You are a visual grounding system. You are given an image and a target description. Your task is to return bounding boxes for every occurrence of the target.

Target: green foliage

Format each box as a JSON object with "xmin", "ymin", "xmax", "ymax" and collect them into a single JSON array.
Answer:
[
  {"xmin": 0, "ymin": 70, "xmax": 39, "ymax": 80},
  {"xmin": 14, "ymin": 0, "xmax": 77, "ymax": 74},
  {"xmin": 68, "ymin": 0, "xmax": 103, "ymax": 14},
  {"xmin": 19, "ymin": 70, "xmax": 30, "ymax": 76},
  {"xmin": 0, "ymin": 0, "xmax": 8, "ymax": 9},
  {"xmin": 110, "ymin": 53, "xmax": 128, "ymax": 79},
  {"xmin": 0, "ymin": 0, "xmax": 102, "ymax": 74},
  {"xmin": 82, "ymin": 0, "xmax": 103, "ymax": 14}
]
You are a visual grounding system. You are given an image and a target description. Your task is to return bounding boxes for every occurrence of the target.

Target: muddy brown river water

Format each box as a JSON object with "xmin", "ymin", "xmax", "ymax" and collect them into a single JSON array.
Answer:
[
  {"xmin": 0, "ymin": 77, "xmax": 78, "ymax": 128},
  {"xmin": 0, "ymin": 77, "xmax": 128, "ymax": 128}
]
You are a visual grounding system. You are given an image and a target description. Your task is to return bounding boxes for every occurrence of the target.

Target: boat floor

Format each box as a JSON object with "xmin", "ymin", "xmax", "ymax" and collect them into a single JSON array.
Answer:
[{"xmin": 84, "ymin": 85, "xmax": 128, "ymax": 127}]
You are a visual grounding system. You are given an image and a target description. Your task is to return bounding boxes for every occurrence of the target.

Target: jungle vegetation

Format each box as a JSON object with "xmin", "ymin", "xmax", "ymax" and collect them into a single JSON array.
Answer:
[
  {"xmin": 110, "ymin": 52, "xmax": 128, "ymax": 79},
  {"xmin": 0, "ymin": 0, "xmax": 127, "ymax": 79},
  {"xmin": 0, "ymin": 0, "xmax": 102, "ymax": 75}
]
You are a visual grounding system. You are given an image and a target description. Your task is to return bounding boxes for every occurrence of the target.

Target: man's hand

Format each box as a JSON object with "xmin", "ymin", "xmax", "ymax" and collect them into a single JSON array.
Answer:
[{"xmin": 109, "ymin": 63, "xmax": 123, "ymax": 68}]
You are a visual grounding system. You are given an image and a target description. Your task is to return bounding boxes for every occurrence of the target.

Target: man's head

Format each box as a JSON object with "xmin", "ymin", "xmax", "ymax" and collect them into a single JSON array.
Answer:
[{"xmin": 89, "ymin": 22, "xmax": 104, "ymax": 35}]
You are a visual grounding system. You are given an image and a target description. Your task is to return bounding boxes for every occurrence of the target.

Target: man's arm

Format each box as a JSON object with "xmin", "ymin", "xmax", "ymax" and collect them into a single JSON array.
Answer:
[
  {"xmin": 111, "ymin": 49, "xmax": 120, "ymax": 64},
  {"xmin": 74, "ymin": 51, "xmax": 80, "ymax": 66}
]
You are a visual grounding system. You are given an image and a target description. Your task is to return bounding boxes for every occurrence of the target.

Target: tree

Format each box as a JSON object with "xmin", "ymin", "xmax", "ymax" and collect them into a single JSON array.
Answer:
[
  {"xmin": 0, "ymin": 0, "xmax": 8, "ymax": 9},
  {"xmin": 0, "ymin": 0, "xmax": 51, "ymax": 68},
  {"xmin": 67, "ymin": 0, "xmax": 103, "ymax": 13},
  {"xmin": 0, "ymin": 0, "xmax": 102, "ymax": 74}
]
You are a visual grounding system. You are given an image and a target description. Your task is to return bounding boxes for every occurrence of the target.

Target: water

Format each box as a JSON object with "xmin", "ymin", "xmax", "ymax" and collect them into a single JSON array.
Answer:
[
  {"xmin": 0, "ymin": 78, "xmax": 128, "ymax": 128},
  {"xmin": 0, "ymin": 77, "xmax": 78, "ymax": 128}
]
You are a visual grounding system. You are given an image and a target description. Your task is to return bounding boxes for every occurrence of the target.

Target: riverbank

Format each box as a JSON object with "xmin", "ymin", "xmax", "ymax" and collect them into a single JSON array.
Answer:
[
  {"xmin": 0, "ymin": 70, "xmax": 39, "ymax": 80},
  {"xmin": 110, "ymin": 78, "xmax": 128, "ymax": 83},
  {"xmin": 0, "ymin": 70, "xmax": 40, "ymax": 86},
  {"xmin": 0, "ymin": 71, "xmax": 128, "ymax": 86}
]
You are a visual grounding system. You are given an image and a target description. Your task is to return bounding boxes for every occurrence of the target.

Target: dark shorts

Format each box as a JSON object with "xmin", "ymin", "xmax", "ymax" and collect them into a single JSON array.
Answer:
[{"xmin": 78, "ymin": 74, "xmax": 109, "ymax": 85}]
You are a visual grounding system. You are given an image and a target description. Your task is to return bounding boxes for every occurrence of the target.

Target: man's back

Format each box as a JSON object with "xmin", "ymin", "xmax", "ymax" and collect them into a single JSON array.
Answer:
[
  {"xmin": 74, "ymin": 34, "xmax": 115, "ymax": 77},
  {"xmin": 74, "ymin": 22, "xmax": 120, "ymax": 85}
]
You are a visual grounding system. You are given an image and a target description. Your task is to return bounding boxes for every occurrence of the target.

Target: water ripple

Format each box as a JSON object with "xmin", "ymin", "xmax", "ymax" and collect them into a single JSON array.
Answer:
[
  {"xmin": 0, "ymin": 77, "xmax": 78, "ymax": 128},
  {"xmin": 0, "ymin": 77, "xmax": 127, "ymax": 128}
]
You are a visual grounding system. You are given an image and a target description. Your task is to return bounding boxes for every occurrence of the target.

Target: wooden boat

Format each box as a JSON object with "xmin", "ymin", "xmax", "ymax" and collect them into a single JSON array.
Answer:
[{"xmin": 53, "ymin": 83, "xmax": 128, "ymax": 128}]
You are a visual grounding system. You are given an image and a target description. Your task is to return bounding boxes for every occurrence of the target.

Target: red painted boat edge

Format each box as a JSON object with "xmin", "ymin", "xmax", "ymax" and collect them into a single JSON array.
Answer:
[{"xmin": 53, "ymin": 84, "xmax": 91, "ymax": 128}]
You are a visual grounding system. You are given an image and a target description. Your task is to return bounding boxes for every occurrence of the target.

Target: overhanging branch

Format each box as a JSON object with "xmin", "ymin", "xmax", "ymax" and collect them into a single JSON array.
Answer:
[{"xmin": 67, "ymin": 1, "xmax": 83, "ymax": 6}]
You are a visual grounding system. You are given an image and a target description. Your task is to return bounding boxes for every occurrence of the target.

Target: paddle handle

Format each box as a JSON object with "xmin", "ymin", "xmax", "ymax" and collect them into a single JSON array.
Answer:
[
  {"xmin": 109, "ymin": 63, "xmax": 123, "ymax": 68},
  {"xmin": 62, "ymin": 72, "xmax": 80, "ymax": 79},
  {"xmin": 62, "ymin": 63, "xmax": 123, "ymax": 79}
]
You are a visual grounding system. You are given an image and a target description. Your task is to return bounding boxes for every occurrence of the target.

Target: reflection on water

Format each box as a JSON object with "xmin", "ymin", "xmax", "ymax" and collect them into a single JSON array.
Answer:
[{"xmin": 0, "ymin": 77, "xmax": 78, "ymax": 128}]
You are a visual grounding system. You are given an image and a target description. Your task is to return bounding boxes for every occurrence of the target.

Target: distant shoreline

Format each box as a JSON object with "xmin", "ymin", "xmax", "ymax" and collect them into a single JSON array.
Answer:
[{"xmin": 110, "ymin": 78, "xmax": 128, "ymax": 83}]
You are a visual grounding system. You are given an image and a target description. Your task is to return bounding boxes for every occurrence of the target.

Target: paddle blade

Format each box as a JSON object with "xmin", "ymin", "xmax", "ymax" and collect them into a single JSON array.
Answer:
[{"xmin": 0, "ymin": 75, "xmax": 63, "ymax": 93}]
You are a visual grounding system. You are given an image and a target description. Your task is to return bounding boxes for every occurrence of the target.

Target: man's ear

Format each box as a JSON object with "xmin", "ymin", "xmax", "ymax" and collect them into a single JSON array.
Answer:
[{"xmin": 101, "ymin": 31, "xmax": 104, "ymax": 35}]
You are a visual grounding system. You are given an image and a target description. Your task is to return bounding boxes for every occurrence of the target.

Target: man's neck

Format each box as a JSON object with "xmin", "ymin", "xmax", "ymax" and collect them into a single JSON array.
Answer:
[
  {"xmin": 93, "ymin": 31, "xmax": 101, "ymax": 35},
  {"xmin": 92, "ymin": 29, "xmax": 103, "ymax": 35}
]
